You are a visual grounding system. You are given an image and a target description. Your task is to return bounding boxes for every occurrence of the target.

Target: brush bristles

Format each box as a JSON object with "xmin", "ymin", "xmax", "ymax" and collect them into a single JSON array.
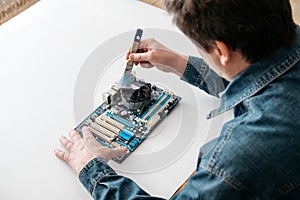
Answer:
[{"xmin": 119, "ymin": 74, "xmax": 132, "ymax": 88}]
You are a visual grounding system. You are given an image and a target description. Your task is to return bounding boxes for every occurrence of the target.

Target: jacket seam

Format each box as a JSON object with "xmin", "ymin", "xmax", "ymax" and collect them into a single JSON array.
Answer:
[
  {"xmin": 202, "ymin": 99, "xmax": 254, "ymax": 197},
  {"xmin": 206, "ymin": 98, "xmax": 253, "ymax": 169},
  {"xmin": 79, "ymin": 157, "xmax": 107, "ymax": 177},
  {"xmin": 271, "ymin": 178, "xmax": 300, "ymax": 200},
  {"xmin": 89, "ymin": 168, "xmax": 116, "ymax": 194}
]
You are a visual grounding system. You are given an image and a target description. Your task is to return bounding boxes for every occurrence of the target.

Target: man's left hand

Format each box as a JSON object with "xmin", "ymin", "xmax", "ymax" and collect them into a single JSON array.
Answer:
[{"xmin": 54, "ymin": 126, "xmax": 128, "ymax": 175}]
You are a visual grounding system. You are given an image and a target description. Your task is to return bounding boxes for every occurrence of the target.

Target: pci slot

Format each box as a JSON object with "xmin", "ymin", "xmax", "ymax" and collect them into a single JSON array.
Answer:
[
  {"xmin": 106, "ymin": 112, "xmax": 136, "ymax": 129},
  {"xmin": 90, "ymin": 122, "xmax": 116, "ymax": 139},
  {"xmin": 89, "ymin": 126, "xmax": 112, "ymax": 143},
  {"xmin": 100, "ymin": 114, "xmax": 125, "ymax": 130},
  {"xmin": 141, "ymin": 92, "xmax": 165, "ymax": 119},
  {"xmin": 95, "ymin": 117, "xmax": 121, "ymax": 134}
]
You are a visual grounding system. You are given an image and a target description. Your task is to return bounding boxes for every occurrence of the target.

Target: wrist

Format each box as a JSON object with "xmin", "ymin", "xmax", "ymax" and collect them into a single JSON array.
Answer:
[
  {"xmin": 169, "ymin": 53, "xmax": 188, "ymax": 77},
  {"xmin": 79, "ymin": 157, "xmax": 115, "ymax": 193}
]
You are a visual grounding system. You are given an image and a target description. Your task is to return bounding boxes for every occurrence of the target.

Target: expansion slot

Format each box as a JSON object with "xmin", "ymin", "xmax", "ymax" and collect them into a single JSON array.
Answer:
[
  {"xmin": 89, "ymin": 126, "xmax": 112, "ymax": 143},
  {"xmin": 89, "ymin": 122, "xmax": 116, "ymax": 139},
  {"xmin": 100, "ymin": 114, "xmax": 125, "ymax": 130},
  {"xmin": 95, "ymin": 117, "xmax": 121, "ymax": 134},
  {"xmin": 106, "ymin": 112, "xmax": 136, "ymax": 129}
]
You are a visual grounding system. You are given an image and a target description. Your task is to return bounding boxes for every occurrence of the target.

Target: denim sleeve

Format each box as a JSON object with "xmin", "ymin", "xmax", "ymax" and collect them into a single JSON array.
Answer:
[
  {"xmin": 79, "ymin": 157, "xmax": 247, "ymax": 200},
  {"xmin": 171, "ymin": 166, "xmax": 250, "ymax": 200},
  {"xmin": 79, "ymin": 157, "xmax": 165, "ymax": 200},
  {"xmin": 181, "ymin": 56, "xmax": 229, "ymax": 97}
]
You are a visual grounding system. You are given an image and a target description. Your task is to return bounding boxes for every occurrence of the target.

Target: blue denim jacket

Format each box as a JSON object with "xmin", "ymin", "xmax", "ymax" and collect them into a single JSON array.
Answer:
[{"xmin": 79, "ymin": 27, "xmax": 300, "ymax": 200}]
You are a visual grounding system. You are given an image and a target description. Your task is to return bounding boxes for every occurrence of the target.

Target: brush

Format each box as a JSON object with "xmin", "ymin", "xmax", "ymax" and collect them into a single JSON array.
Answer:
[{"xmin": 119, "ymin": 28, "xmax": 143, "ymax": 88}]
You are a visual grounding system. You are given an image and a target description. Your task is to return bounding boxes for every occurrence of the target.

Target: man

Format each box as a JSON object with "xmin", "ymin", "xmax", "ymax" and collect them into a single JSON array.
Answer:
[{"xmin": 54, "ymin": 0, "xmax": 300, "ymax": 199}]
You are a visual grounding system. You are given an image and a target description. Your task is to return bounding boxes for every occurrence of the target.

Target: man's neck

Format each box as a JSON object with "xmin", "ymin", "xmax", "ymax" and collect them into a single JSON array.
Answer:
[{"xmin": 225, "ymin": 51, "xmax": 251, "ymax": 81}]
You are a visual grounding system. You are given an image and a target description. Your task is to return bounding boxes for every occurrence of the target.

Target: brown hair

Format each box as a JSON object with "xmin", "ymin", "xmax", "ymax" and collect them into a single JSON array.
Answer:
[{"xmin": 165, "ymin": 0, "xmax": 297, "ymax": 63}]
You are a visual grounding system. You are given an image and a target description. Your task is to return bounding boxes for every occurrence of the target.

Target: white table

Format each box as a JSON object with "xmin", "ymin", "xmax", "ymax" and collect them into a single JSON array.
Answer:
[{"xmin": 0, "ymin": 0, "xmax": 231, "ymax": 199}]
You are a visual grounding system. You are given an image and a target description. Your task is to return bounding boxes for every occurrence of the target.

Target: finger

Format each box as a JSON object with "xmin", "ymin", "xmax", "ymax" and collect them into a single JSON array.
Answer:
[
  {"xmin": 54, "ymin": 149, "xmax": 70, "ymax": 162},
  {"xmin": 140, "ymin": 62, "xmax": 154, "ymax": 68},
  {"xmin": 68, "ymin": 129, "xmax": 81, "ymax": 142},
  {"xmin": 108, "ymin": 147, "xmax": 128, "ymax": 159},
  {"xmin": 140, "ymin": 38, "xmax": 159, "ymax": 50},
  {"xmin": 129, "ymin": 52, "xmax": 152, "ymax": 62},
  {"xmin": 137, "ymin": 39, "xmax": 150, "ymax": 50},
  {"xmin": 127, "ymin": 46, "xmax": 144, "ymax": 60},
  {"xmin": 136, "ymin": 48, "xmax": 143, "ymax": 53},
  {"xmin": 126, "ymin": 50, "xmax": 130, "ymax": 60},
  {"xmin": 59, "ymin": 135, "xmax": 73, "ymax": 151}
]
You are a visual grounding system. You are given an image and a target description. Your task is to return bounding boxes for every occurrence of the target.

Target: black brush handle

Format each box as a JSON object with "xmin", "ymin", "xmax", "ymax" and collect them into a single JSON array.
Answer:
[{"xmin": 131, "ymin": 28, "xmax": 143, "ymax": 52}]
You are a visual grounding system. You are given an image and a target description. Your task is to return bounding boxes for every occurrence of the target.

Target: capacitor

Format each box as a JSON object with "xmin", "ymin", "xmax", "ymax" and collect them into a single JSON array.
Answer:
[
  {"xmin": 107, "ymin": 95, "xmax": 111, "ymax": 104},
  {"xmin": 152, "ymin": 85, "xmax": 157, "ymax": 91},
  {"xmin": 120, "ymin": 110, "xmax": 128, "ymax": 116}
]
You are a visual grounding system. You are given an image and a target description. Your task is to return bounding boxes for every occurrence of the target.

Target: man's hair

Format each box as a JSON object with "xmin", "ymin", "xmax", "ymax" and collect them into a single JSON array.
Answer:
[{"xmin": 165, "ymin": 0, "xmax": 297, "ymax": 63}]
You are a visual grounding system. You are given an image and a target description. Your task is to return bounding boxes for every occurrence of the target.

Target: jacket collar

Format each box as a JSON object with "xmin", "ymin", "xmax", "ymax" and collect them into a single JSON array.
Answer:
[{"xmin": 207, "ymin": 27, "xmax": 300, "ymax": 119}]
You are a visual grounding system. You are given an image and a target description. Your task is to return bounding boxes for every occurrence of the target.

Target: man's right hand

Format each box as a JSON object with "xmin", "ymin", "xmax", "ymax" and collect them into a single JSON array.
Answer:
[{"xmin": 127, "ymin": 38, "xmax": 188, "ymax": 77}]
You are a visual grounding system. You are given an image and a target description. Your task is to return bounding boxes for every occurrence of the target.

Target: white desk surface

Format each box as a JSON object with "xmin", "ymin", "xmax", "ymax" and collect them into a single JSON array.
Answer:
[{"xmin": 0, "ymin": 0, "xmax": 231, "ymax": 199}]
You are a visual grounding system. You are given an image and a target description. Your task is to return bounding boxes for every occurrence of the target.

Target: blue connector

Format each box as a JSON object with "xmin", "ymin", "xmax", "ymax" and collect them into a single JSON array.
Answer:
[
  {"xmin": 129, "ymin": 138, "xmax": 139, "ymax": 148},
  {"xmin": 119, "ymin": 129, "xmax": 134, "ymax": 141}
]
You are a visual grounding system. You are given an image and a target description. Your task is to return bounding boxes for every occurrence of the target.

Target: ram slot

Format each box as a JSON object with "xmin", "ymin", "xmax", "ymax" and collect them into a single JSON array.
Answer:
[
  {"xmin": 146, "ymin": 94, "xmax": 174, "ymax": 127},
  {"xmin": 90, "ymin": 122, "xmax": 116, "ymax": 139},
  {"xmin": 147, "ymin": 93, "xmax": 173, "ymax": 120},
  {"xmin": 89, "ymin": 126, "xmax": 112, "ymax": 143},
  {"xmin": 100, "ymin": 114, "xmax": 125, "ymax": 130},
  {"xmin": 141, "ymin": 92, "xmax": 165, "ymax": 119},
  {"xmin": 143, "ymin": 92, "xmax": 170, "ymax": 120},
  {"xmin": 146, "ymin": 95, "xmax": 171, "ymax": 120},
  {"xmin": 95, "ymin": 117, "xmax": 121, "ymax": 134}
]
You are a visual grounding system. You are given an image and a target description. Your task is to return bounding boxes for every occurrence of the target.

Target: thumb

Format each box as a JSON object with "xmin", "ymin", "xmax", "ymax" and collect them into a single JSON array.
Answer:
[
  {"xmin": 108, "ymin": 147, "xmax": 128, "ymax": 159},
  {"xmin": 82, "ymin": 126, "xmax": 94, "ymax": 141},
  {"xmin": 129, "ymin": 52, "xmax": 152, "ymax": 62}
]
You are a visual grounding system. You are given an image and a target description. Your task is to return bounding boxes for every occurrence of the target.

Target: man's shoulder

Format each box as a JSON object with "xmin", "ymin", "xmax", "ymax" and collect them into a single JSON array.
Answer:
[
  {"xmin": 200, "ymin": 78, "xmax": 300, "ymax": 198},
  {"xmin": 249, "ymin": 59, "xmax": 300, "ymax": 124}
]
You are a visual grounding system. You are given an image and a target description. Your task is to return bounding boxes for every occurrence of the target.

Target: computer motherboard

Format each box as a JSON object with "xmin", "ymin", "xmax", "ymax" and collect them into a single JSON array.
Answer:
[{"xmin": 75, "ymin": 74, "xmax": 181, "ymax": 163}]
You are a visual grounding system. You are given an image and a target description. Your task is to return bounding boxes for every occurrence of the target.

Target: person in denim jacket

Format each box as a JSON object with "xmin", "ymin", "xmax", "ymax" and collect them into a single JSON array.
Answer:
[{"xmin": 54, "ymin": 0, "xmax": 300, "ymax": 199}]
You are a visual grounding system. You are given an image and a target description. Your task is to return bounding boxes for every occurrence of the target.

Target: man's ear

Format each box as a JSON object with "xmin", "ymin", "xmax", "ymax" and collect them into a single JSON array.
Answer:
[{"xmin": 214, "ymin": 41, "xmax": 231, "ymax": 66}]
